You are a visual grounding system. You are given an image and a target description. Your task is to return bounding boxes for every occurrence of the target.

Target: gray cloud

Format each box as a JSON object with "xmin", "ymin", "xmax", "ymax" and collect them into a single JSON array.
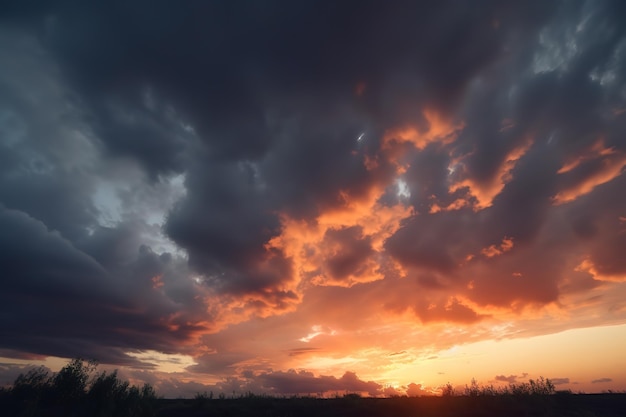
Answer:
[
  {"xmin": 551, "ymin": 378, "xmax": 570, "ymax": 386},
  {"xmin": 254, "ymin": 370, "xmax": 382, "ymax": 396},
  {"xmin": 495, "ymin": 374, "xmax": 528, "ymax": 384},
  {"xmin": 591, "ymin": 378, "xmax": 613, "ymax": 384}
]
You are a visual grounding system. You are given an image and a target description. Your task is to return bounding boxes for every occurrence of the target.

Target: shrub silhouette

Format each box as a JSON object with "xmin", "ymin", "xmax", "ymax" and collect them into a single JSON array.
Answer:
[
  {"xmin": 8, "ymin": 366, "xmax": 53, "ymax": 415},
  {"xmin": 456, "ymin": 376, "xmax": 557, "ymax": 397},
  {"xmin": 507, "ymin": 377, "xmax": 556, "ymax": 396},
  {"xmin": 88, "ymin": 370, "xmax": 133, "ymax": 416},
  {"xmin": 441, "ymin": 382, "xmax": 455, "ymax": 396},
  {"xmin": 1, "ymin": 358, "xmax": 158, "ymax": 417},
  {"xmin": 52, "ymin": 358, "xmax": 97, "ymax": 404}
]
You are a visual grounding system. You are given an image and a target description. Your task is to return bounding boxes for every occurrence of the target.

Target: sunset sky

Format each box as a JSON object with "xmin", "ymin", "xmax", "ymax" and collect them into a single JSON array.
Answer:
[{"xmin": 1, "ymin": 0, "xmax": 626, "ymax": 397}]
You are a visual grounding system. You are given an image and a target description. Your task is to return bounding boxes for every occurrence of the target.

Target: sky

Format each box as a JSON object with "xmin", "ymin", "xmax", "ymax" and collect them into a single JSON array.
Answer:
[{"xmin": 1, "ymin": 0, "xmax": 626, "ymax": 398}]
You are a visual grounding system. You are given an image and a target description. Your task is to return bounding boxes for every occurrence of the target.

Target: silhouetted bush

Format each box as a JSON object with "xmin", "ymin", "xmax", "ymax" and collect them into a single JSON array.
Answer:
[
  {"xmin": 506, "ymin": 376, "xmax": 556, "ymax": 397},
  {"xmin": 52, "ymin": 358, "xmax": 97, "ymax": 404},
  {"xmin": 193, "ymin": 390, "xmax": 213, "ymax": 408},
  {"xmin": 441, "ymin": 382, "xmax": 455, "ymax": 397},
  {"xmin": 0, "ymin": 358, "xmax": 158, "ymax": 417},
  {"xmin": 464, "ymin": 378, "xmax": 481, "ymax": 396}
]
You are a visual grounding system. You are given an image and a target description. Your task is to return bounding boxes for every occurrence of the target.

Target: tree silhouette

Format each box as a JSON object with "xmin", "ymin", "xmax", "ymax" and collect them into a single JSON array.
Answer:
[{"xmin": 1, "ymin": 358, "xmax": 157, "ymax": 417}]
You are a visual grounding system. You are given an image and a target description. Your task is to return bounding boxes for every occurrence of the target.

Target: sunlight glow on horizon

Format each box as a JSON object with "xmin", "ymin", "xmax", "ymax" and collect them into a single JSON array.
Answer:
[{"xmin": 382, "ymin": 323, "xmax": 626, "ymax": 393}]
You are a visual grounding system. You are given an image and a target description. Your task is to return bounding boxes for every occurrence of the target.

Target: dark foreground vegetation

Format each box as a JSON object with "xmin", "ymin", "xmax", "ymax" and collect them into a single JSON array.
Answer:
[
  {"xmin": 1, "ymin": 359, "xmax": 625, "ymax": 417},
  {"xmin": 0, "ymin": 359, "xmax": 157, "ymax": 417}
]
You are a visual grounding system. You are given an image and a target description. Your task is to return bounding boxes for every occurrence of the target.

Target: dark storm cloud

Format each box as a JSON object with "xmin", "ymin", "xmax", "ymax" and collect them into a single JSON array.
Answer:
[
  {"xmin": 0, "ymin": 26, "xmax": 208, "ymax": 360},
  {"xmin": 385, "ymin": 209, "xmax": 480, "ymax": 273},
  {"xmin": 0, "ymin": 226, "xmax": 208, "ymax": 366},
  {"xmin": 0, "ymin": 172, "xmax": 96, "ymax": 242},
  {"xmin": 3, "ymin": 0, "xmax": 560, "ymax": 281},
  {"xmin": 455, "ymin": 0, "xmax": 626, "ymax": 181},
  {"xmin": 0, "ymin": 22, "xmax": 211, "ymax": 363},
  {"xmin": 86, "ymin": 89, "xmax": 192, "ymax": 180},
  {"xmin": 0, "ymin": 206, "xmax": 112, "ymax": 302},
  {"xmin": 259, "ymin": 108, "xmax": 387, "ymax": 218},
  {"xmin": 323, "ymin": 226, "xmax": 374, "ymax": 281},
  {"xmin": 382, "ymin": 0, "xmax": 626, "ymax": 310},
  {"xmin": 2, "ymin": 0, "xmax": 507, "ymax": 304}
]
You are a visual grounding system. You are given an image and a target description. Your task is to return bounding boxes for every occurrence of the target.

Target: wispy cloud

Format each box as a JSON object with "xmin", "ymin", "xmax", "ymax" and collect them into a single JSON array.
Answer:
[{"xmin": 591, "ymin": 378, "xmax": 613, "ymax": 384}]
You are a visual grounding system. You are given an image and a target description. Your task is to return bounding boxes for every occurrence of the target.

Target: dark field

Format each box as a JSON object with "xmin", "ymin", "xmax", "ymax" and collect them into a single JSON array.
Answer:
[{"xmin": 155, "ymin": 394, "xmax": 626, "ymax": 417}]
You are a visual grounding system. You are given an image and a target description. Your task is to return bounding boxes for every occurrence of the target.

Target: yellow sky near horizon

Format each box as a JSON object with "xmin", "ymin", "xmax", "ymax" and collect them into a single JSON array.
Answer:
[{"xmin": 386, "ymin": 322, "xmax": 626, "ymax": 393}]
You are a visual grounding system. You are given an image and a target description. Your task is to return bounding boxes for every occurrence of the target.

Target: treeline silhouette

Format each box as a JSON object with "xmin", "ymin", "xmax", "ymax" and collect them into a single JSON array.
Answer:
[{"xmin": 0, "ymin": 358, "xmax": 157, "ymax": 417}]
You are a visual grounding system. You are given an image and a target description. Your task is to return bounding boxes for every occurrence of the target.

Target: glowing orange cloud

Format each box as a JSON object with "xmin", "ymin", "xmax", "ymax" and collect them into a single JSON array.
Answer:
[
  {"xmin": 382, "ymin": 110, "xmax": 464, "ymax": 151},
  {"xmin": 363, "ymin": 154, "xmax": 379, "ymax": 171},
  {"xmin": 267, "ymin": 184, "xmax": 412, "ymax": 287},
  {"xmin": 557, "ymin": 139, "xmax": 616, "ymax": 174},
  {"xmin": 481, "ymin": 237, "xmax": 514, "ymax": 258},
  {"xmin": 553, "ymin": 141, "xmax": 626, "ymax": 205},
  {"xmin": 575, "ymin": 259, "xmax": 626, "ymax": 283},
  {"xmin": 429, "ymin": 198, "xmax": 470, "ymax": 213},
  {"xmin": 450, "ymin": 139, "xmax": 533, "ymax": 210}
]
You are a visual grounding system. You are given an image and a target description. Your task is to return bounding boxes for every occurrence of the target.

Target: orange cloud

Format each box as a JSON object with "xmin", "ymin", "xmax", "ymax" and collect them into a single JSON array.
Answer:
[
  {"xmin": 450, "ymin": 139, "xmax": 533, "ymax": 210},
  {"xmin": 363, "ymin": 154, "xmax": 379, "ymax": 171},
  {"xmin": 412, "ymin": 296, "xmax": 487, "ymax": 324},
  {"xmin": 576, "ymin": 259, "xmax": 626, "ymax": 283},
  {"xmin": 268, "ymin": 186, "xmax": 412, "ymax": 287},
  {"xmin": 382, "ymin": 110, "xmax": 464, "ymax": 151},
  {"xmin": 557, "ymin": 139, "xmax": 616, "ymax": 174},
  {"xmin": 481, "ymin": 237, "xmax": 514, "ymax": 258},
  {"xmin": 553, "ymin": 143, "xmax": 626, "ymax": 204},
  {"xmin": 429, "ymin": 198, "xmax": 470, "ymax": 213}
]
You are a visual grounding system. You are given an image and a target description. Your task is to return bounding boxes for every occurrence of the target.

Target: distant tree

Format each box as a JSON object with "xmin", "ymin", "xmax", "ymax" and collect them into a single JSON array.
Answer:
[
  {"xmin": 88, "ymin": 370, "xmax": 130, "ymax": 415},
  {"xmin": 7, "ymin": 366, "xmax": 52, "ymax": 415},
  {"xmin": 51, "ymin": 358, "xmax": 97, "ymax": 403},
  {"xmin": 11, "ymin": 366, "xmax": 50, "ymax": 399},
  {"xmin": 1, "ymin": 358, "xmax": 158, "ymax": 417}
]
